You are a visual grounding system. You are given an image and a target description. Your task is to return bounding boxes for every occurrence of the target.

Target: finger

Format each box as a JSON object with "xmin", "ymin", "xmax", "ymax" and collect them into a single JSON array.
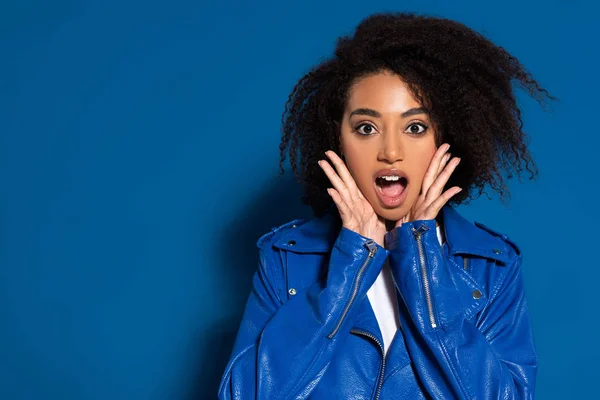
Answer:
[
  {"xmin": 421, "ymin": 144, "xmax": 450, "ymax": 196},
  {"xmin": 425, "ymin": 157, "xmax": 461, "ymax": 205},
  {"xmin": 412, "ymin": 180, "xmax": 429, "ymax": 214},
  {"xmin": 423, "ymin": 186, "xmax": 462, "ymax": 219},
  {"xmin": 437, "ymin": 153, "xmax": 451, "ymax": 176},
  {"xmin": 422, "ymin": 144, "xmax": 450, "ymax": 192},
  {"xmin": 327, "ymin": 188, "xmax": 352, "ymax": 220},
  {"xmin": 325, "ymin": 151, "xmax": 361, "ymax": 199},
  {"xmin": 319, "ymin": 159, "xmax": 354, "ymax": 205}
]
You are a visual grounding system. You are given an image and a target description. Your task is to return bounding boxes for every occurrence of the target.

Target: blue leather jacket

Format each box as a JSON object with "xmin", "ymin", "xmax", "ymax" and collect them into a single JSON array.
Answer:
[{"xmin": 218, "ymin": 205, "xmax": 537, "ymax": 399}]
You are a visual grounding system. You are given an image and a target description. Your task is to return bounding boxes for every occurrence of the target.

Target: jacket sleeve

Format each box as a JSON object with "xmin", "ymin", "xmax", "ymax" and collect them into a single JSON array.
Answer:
[
  {"xmin": 385, "ymin": 219, "xmax": 537, "ymax": 400},
  {"xmin": 218, "ymin": 227, "xmax": 389, "ymax": 400}
]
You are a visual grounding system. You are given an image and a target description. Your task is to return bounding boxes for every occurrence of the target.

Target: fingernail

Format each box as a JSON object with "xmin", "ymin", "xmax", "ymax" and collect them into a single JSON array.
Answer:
[{"xmin": 445, "ymin": 144, "xmax": 451, "ymax": 151}]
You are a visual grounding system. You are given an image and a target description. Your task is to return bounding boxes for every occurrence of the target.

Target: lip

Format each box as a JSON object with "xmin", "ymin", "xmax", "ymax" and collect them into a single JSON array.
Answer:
[
  {"xmin": 373, "ymin": 168, "xmax": 409, "ymax": 208},
  {"xmin": 374, "ymin": 168, "xmax": 408, "ymax": 180}
]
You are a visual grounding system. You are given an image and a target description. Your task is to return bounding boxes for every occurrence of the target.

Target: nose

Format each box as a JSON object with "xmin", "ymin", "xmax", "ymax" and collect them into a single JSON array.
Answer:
[{"xmin": 377, "ymin": 131, "xmax": 405, "ymax": 163}]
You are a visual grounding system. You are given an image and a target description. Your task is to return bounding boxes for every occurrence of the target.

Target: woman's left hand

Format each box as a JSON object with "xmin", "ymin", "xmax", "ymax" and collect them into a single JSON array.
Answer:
[{"xmin": 395, "ymin": 143, "xmax": 463, "ymax": 228}]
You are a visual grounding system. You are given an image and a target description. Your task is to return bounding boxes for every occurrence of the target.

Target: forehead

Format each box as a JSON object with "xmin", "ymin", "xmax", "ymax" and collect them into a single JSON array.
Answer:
[{"xmin": 346, "ymin": 71, "xmax": 421, "ymax": 112}]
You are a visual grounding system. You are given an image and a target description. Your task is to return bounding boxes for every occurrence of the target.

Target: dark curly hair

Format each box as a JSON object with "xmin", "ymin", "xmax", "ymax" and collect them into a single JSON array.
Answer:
[{"xmin": 279, "ymin": 12, "xmax": 555, "ymax": 217}]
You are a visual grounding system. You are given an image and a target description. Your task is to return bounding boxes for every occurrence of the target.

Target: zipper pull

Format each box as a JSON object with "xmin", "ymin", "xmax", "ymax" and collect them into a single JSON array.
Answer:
[
  {"xmin": 364, "ymin": 239, "xmax": 378, "ymax": 257},
  {"xmin": 411, "ymin": 223, "xmax": 430, "ymax": 238}
]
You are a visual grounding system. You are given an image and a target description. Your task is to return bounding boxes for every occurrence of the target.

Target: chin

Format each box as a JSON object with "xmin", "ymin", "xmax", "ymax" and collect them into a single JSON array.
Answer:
[
  {"xmin": 374, "ymin": 204, "xmax": 412, "ymax": 224},
  {"xmin": 368, "ymin": 181, "xmax": 417, "ymax": 224}
]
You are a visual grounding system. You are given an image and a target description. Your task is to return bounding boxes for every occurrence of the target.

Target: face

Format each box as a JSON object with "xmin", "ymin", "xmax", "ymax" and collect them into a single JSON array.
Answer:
[{"xmin": 340, "ymin": 70, "xmax": 438, "ymax": 222}]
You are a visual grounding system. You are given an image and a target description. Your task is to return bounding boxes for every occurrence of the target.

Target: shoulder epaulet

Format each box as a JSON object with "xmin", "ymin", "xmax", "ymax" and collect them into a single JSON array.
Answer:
[
  {"xmin": 474, "ymin": 220, "xmax": 521, "ymax": 258},
  {"xmin": 256, "ymin": 218, "xmax": 307, "ymax": 249}
]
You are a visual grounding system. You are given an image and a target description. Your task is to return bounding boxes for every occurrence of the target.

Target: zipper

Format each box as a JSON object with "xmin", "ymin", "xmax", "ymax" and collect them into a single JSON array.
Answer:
[
  {"xmin": 351, "ymin": 329, "xmax": 386, "ymax": 400},
  {"xmin": 328, "ymin": 240, "xmax": 378, "ymax": 339},
  {"xmin": 412, "ymin": 225, "xmax": 437, "ymax": 329}
]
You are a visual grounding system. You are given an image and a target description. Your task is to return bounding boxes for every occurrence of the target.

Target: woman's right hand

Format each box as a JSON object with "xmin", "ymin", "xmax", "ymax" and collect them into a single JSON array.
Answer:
[{"xmin": 318, "ymin": 151, "xmax": 387, "ymax": 247}]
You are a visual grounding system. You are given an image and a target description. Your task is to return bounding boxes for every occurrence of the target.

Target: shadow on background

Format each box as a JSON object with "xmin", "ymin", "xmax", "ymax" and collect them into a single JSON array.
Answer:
[{"xmin": 191, "ymin": 172, "xmax": 312, "ymax": 398}]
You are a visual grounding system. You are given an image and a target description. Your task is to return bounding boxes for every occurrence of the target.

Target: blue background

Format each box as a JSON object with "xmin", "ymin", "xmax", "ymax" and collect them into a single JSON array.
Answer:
[{"xmin": 0, "ymin": 0, "xmax": 596, "ymax": 398}]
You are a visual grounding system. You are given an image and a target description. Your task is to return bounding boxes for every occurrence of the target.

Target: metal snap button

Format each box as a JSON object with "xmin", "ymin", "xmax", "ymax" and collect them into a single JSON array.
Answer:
[
  {"xmin": 288, "ymin": 240, "xmax": 296, "ymax": 246},
  {"xmin": 291, "ymin": 224, "xmax": 297, "ymax": 228},
  {"xmin": 492, "ymin": 248, "xmax": 502, "ymax": 254},
  {"xmin": 472, "ymin": 290, "xmax": 482, "ymax": 300},
  {"xmin": 288, "ymin": 288, "xmax": 297, "ymax": 296}
]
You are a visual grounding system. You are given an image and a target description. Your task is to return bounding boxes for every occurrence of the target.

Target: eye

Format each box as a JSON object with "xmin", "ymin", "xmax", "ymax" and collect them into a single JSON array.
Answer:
[
  {"xmin": 355, "ymin": 123, "xmax": 377, "ymax": 136},
  {"xmin": 405, "ymin": 122, "xmax": 428, "ymax": 135}
]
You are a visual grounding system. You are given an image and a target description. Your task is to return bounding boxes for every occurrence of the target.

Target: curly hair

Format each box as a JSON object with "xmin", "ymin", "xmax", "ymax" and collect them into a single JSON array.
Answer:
[{"xmin": 279, "ymin": 12, "xmax": 555, "ymax": 217}]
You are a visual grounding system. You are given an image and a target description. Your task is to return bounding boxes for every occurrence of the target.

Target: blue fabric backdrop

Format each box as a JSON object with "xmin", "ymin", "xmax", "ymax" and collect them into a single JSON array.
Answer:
[{"xmin": 1, "ymin": 0, "xmax": 596, "ymax": 398}]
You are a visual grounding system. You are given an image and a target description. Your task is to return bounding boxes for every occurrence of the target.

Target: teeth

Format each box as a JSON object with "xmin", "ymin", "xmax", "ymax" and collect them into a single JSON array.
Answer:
[{"xmin": 379, "ymin": 175, "xmax": 400, "ymax": 181}]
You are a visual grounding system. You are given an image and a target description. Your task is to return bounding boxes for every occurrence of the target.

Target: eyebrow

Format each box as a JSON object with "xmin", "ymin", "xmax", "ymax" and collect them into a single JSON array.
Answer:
[{"xmin": 349, "ymin": 107, "xmax": 429, "ymax": 118}]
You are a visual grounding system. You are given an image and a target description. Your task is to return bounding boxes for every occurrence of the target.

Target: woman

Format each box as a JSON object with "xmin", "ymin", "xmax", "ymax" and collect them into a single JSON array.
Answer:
[{"xmin": 218, "ymin": 12, "xmax": 552, "ymax": 399}]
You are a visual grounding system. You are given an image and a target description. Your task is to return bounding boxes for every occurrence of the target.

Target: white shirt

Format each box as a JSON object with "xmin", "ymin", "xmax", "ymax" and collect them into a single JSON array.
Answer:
[{"xmin": 366, "ymin": 224, "xmax": 445, "ymax": 356}]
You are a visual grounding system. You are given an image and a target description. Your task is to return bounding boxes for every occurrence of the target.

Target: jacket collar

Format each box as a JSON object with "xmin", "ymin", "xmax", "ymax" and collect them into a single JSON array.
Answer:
[
  {"xmin": 441, "ymin": 205, "xmax": 512, "ymax": 263},
  {"xmin": 274, "ymin": 204, "xmax": 511, "ymax": 263},
  {"xmin": 273, "ymin": 209, "xmax": 340, "ymax": 253}
]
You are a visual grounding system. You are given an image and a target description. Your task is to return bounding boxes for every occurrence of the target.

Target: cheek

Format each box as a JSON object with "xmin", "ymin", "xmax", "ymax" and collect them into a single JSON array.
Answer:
[
  {"xmin": 341, "ymin": 140, "xmax": 375, "ymax": 191},
  {"xmin": 422, "ymin": 149, "xmax": 437, "ymax": 172},
  {"xmin": 344, "ymin": 150, "xmax": 370, "ymax": 184},
  {"xmin": 412, "ymin": 146, "xmax": 437, "ymax": 185}
]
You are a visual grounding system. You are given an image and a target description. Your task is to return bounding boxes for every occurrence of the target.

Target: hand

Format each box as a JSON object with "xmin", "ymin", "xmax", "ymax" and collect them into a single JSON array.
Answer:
[
  {"xmin": 395, "ymin": 143, "xmax": 462, "ymax": 228},
  {"xmin": 319, "ymin": 151, "xmax": 387, "ymax": 247}
]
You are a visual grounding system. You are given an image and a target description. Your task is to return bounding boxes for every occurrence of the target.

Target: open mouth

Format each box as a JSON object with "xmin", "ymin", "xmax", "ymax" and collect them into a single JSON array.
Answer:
[
  {"xmin": 373, "ymin": 172, "xmax": 409, "ymax": 208},
  {"xmin": 375, "ymin": 175, "xmax": 408, "ymax": 197}
]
